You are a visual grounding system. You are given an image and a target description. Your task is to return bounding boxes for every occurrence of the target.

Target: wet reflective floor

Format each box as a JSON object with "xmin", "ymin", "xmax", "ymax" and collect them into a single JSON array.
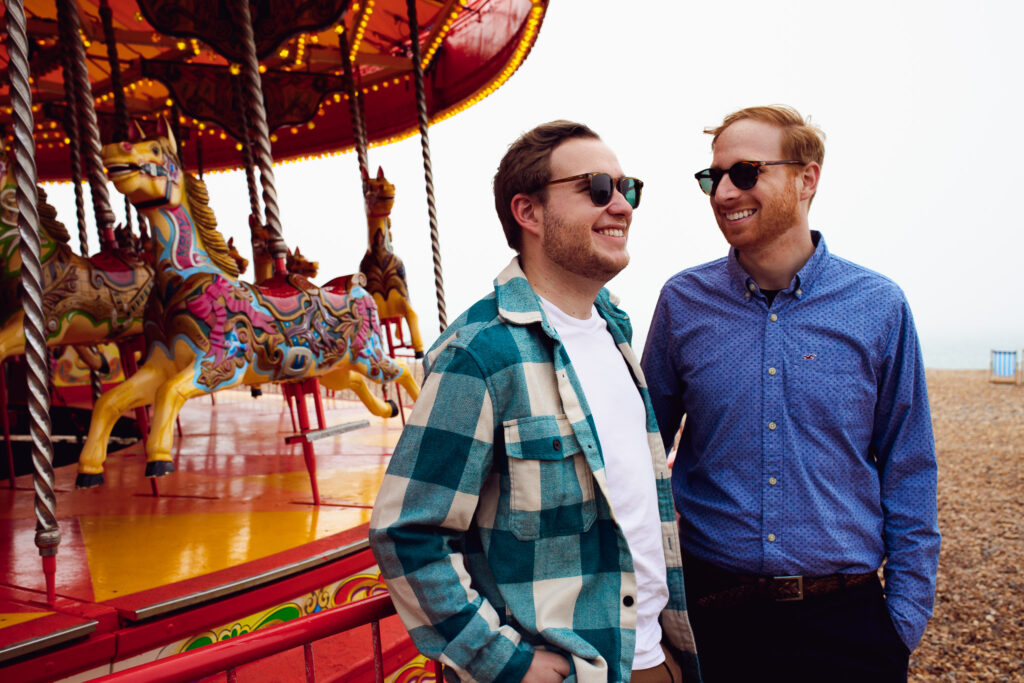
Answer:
[{"xmin": 0, "ymin": 388, "xmax": 403, "ymax": 623}]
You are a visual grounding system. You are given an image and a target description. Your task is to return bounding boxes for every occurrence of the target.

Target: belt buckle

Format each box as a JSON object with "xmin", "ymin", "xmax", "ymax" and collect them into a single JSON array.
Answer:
[{"xmin": 772, "ymin": 575, "xmax": 804, "ymax": 601}]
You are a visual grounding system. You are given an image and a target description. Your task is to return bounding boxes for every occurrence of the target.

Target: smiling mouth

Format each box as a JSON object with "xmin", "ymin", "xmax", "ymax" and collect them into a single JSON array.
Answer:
[
  {"xmin": 725, "ymin": 209, "xmax": 756, "ymax": 221},
  {"xmin": 595, "ymin": 227, "xmax": 625, "ymax": 237}
]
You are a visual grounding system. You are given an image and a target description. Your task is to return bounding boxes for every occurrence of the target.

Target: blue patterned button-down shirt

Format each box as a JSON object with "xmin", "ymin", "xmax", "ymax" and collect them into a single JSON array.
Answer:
[
  {"xmin": 641, "ymin": 232, "xmax": 939, "ymax": 650},
  {"xmin": 370, "ymin": 258, "xmax": 699, "ymax": 682}
]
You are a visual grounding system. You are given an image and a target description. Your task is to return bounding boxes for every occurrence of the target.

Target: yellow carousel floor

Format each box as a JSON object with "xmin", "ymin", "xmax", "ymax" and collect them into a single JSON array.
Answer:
[{"xmin": 0, "ymin": 387, "xmax": 411, "ymax": 679}]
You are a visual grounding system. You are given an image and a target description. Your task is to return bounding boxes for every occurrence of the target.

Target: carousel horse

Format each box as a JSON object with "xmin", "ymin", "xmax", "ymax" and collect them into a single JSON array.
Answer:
[
  {"xmin": 0, "ymin": 151, "xmax": 154, "ymax": 367},
  {"xmin": 249, "ymin": 220, "xmax": 318, "ymax": 283},
  {"xmin": 358, "ymin": 167, "xmax": 424, "ymax": 358},
  {"xmin": 76, "ymin": 127, "xmax": 420, "ymax": 487}
]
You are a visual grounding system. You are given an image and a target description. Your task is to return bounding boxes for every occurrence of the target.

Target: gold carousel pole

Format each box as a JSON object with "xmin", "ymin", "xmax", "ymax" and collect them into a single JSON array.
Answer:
[
  {"xmin": 229, "ymin": 0, "xmax": 288, "ymax": 276},
  {"xmin": 99, "ymin": 0, "xmax": 136, "ymax": 237},
  {"xmin": 338, "ymin": 28, "xmax": 369, "ymax": 183},
  {"xmin": 406, "ymin": 0, "xmax": 448, "ymax": 332},
  {"xmin": 5, "ymin": 0, "xmax": 61, "ymax": 604},
  {"xmin": 56, "ymin": 0, "xmax": 117, "ymax": 252}
]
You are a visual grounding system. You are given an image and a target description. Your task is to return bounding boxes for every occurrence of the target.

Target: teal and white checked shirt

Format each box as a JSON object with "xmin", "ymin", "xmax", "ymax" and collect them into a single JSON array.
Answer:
[{"xmin": 370, "ymin": 258, "xmax": 699, "ymax": 682}]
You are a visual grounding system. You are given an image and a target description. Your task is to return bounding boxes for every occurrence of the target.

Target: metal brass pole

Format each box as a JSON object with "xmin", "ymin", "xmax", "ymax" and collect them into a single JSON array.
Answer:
[
  {"xmin": 56, "ymin": 0, "xmax": 116, "ymax": 250},
  {"xmin": 228, "ymin": 0, "xmax": 287, "ymax": 270},
  {"xmin": 338, "ymin": 29, "xmax": 369, "ymax": 182},
  {"xmin": 406, "ymin": 0, "xmax": 448, "ymax": 331},
  {"xmin": 5, "ymin": 0, "xmax": 61, "ymax": 605}
]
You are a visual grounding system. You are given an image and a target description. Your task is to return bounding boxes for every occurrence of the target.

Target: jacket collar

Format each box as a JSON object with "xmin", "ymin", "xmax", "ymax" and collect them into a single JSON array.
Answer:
[{"xmin": 493, "ymin": 257, "xmax": 627, "ymax": 333}]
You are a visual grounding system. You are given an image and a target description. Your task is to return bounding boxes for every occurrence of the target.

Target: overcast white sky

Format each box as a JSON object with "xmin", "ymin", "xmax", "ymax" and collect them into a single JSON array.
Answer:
[{"xmin": 49, "ymin": 0, "xmax": 1024, "ymax": 369}]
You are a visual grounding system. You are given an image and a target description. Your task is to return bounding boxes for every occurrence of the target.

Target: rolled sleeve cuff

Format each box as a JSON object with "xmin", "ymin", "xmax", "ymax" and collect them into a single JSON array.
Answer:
[{"xmin": 886, "ymin": 593, "xmax": 930, "ymax": 651}]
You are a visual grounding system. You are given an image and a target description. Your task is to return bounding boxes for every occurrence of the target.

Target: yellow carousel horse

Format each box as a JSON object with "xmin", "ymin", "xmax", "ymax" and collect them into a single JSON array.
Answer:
[
  {"xmin": 0, "ymin": 150, "xmax": 153, "ymax": 367},
  {"xmin": 359, "ymin": 167, "xmax": 424, "ymax": 358},
  {"xmin": 75, "ymin": 127, "xmax": 419, "ymax": 487}
]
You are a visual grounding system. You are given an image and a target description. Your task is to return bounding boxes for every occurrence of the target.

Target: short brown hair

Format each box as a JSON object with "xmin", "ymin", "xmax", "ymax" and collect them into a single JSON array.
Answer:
[
  {"xmin": 707, "ymin": 105, "xmax": 825, "ymax": 166},
  {"xmin": 493, "ymin": 120, "xmax": 600, "ymax": 251}
]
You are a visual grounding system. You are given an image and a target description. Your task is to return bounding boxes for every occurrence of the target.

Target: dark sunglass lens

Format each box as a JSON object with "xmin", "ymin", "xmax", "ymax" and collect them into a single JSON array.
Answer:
[
  {"xmin": 619, "ymin": 178, "xmax": 641, "ymax": 208},
  {"xmin": 696, "ymin": 170, "xmax": 714, "ymax": 195},
  {"xmin": 729, "ymin": 162, "xmax": 760, "ymax": 190},
  {"xmin": 590, "ymin": 173, "xmax": 614, "ymax": 206}
]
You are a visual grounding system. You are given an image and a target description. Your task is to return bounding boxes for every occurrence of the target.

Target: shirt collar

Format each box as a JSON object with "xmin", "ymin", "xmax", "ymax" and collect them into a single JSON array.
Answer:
[
  {"xmin": 493, "ymin": 256, "xmax": 626, "ymax": 330},
  {"xmin": 727, "ymin": 230, "xmax": 829, "ymax": 302}
]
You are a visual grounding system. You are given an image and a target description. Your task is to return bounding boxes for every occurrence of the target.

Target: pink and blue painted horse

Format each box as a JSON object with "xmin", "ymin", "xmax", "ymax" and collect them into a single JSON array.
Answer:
[{"xmin": 76, "ymin": 128, "xmax": 419, "ymax": 487}]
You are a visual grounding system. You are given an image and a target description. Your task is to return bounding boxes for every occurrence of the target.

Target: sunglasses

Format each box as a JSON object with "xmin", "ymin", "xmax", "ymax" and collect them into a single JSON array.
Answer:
[
  {"xmin": 546, "ymin": 172, "xmax": 643, "ymax": 209},
  {"xmin": 694, "ymin": 160, "xmax": 804, "ymax": 196}
]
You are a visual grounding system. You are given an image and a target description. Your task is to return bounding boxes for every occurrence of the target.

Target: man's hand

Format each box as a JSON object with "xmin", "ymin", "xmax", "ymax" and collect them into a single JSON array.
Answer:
[{"xmin": 522, "ymin": 650, "xmax": 570, "ymax": 682}]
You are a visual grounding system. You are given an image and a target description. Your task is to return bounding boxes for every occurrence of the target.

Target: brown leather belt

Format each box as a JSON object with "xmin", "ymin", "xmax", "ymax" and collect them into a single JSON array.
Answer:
[{"xmin": 683, "ymin": 552, "xmax": 878, "ymax": 609}]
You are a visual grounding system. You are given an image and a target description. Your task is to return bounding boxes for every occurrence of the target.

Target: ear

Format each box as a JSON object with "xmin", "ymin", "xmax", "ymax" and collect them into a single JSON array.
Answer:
[
  {"xmin": 511, "ymin": 192, "xmax": 543, "ymax": 238},
  {"xmin": 376, "ymin": 166, "xmax": 384, "ymax": 180},
  {"xmin": 129, "ymin": 120, "xmax": 145, "ymax": 142},
  {"xmin": 361, "ymin": 165, "xmax": 369, "ymax": 181},
  {"xmin": 798, "ymin": 162, "xmax": 821, "ymax": 202},
  {"xmin": 158, "ymin": 116, "xmax": 177, "ymax": 153}
]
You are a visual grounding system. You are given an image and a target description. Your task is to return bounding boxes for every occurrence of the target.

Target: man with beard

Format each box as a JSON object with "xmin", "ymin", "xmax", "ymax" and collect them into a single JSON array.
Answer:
[
  {"xmin": 641, "ymin": 105, "xmax": 940, "ymax": 681},
  {"xmin": 370, "ymin": 121, "xmax": 700, "ymax": 682}
]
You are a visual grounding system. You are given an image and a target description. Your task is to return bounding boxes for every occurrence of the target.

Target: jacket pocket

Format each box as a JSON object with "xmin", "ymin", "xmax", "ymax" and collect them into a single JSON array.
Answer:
[{"xmin": 503, "ymin": 414, "xmax": 597, "ymax": 541}]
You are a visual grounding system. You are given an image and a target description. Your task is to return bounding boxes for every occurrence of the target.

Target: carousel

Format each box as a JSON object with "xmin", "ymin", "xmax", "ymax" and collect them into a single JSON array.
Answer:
[{"xmin": 0, "ymin": 1, "xmax": 548, "ymax": 680}]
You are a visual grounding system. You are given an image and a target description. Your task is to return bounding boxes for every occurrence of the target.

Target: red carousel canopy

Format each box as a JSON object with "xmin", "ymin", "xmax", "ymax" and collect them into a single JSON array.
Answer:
[{"xmin": 1, "ymin": 0, "xmax": 548, "ymax": 181}]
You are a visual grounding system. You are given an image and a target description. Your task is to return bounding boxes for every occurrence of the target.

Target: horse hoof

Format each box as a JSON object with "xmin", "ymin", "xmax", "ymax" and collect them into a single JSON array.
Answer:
[
  {"xmin": 75, "ymin": 473, "xmax": 105, "ymax": 488},
  {"xmin": 145, "ymin": 461, "xmax": 176, "ymax": 478},
  {"xmin": 387, "ymin": 399, "xmax": 399, "ymax": 418},
  {"xmin": 414, "ymin": 350, "xmax": 424, "ymax": 359}
]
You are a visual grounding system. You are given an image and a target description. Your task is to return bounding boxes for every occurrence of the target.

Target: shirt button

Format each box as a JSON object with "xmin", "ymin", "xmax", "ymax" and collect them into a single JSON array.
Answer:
[
  {"xmin": 795, "ymin": 288, "xmax": 803, "ymax": 296},
  {"xmin": 768, "ymin": 421, "xmax": 777, "ymax": 431},
  {"xmin": 745, "ymin": 292, "xmax": 751, "ymax": 299},
  {"xmin": 768, "ymin": 533, "xmax": 776, "ymax": 542},
  {"xmin": 552, "ymin": 439, "xmax": 561, "ymax": 451},
  {"xmin": 769, "ymin": 477, "xmax": 778, "ymax": 485},
  {"xmin": 748, "ymin": 283, "xmax": 756, "ymax": 291},
  {"xmin": 768, "ymin": 367, "xmax": 777, "ymax": 376},
  {"xmin": 770, "ymin": 313, "xmax": 778, "ymax": 322},
  {"xmin": 623, "ymin": 595, "xmax": 635, "ymax": 607}
]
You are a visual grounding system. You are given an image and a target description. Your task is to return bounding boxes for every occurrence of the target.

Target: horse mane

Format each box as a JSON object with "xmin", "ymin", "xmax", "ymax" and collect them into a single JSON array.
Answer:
[
  {"xmin": 184, "ymin": 172, "xmax": 239, "ymax": 278},
  {"xmin": 35, "ymin": 185, "xmax": 71, "ymax": 245}
]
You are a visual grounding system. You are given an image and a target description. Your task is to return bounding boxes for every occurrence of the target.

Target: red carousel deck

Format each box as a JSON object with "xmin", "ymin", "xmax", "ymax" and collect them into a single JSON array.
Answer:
[{"xmin": 0, "ymin": 388, "xmax": 426, "ymax": 681}]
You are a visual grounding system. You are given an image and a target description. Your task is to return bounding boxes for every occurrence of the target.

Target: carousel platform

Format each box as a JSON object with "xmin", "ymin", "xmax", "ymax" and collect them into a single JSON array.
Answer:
[{"xmin": 0, "ymin": 388, "xmax": 424, "ymax": 682}]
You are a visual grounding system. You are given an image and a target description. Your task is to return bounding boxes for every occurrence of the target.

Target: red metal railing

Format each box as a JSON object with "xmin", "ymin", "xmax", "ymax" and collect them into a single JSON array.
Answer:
[{"xmin": 92, "ymin": 592, "xmax": 441, "ymax": 682}]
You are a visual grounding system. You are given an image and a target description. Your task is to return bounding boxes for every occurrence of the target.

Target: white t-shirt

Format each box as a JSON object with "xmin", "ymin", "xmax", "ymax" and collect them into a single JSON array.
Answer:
[{"xmin": 539, "ymin": 296, "xmax": 669, "ymax": 669}]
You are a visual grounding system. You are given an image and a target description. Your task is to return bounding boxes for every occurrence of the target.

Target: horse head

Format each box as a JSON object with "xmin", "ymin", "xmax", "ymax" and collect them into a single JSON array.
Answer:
[
  {"xmin": 287, "ymin": 246, "xmax": 319, "ymax": 278},
  {"xmin": 102, "ymin": 126, "xmax": 183, "ymax": 210},
  {"xmin": 226, "ymin": 237, "xmax": 249, "ymax": 275},
  {"xmin": 363, "ymin": 166, "xmax": 395, "ymax": 218}
]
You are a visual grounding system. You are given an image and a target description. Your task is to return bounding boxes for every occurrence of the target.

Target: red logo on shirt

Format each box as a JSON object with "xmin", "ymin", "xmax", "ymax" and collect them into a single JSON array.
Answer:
[{"xmin": 802, "ymin": 354, "xmax": 817, "ymax": 360}]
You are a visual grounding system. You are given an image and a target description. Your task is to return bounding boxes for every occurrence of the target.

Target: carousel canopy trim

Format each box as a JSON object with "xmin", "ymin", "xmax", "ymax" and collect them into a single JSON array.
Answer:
[{"xmin": 0, "ymin": 0, "xmax": 549, "ymax": 182}]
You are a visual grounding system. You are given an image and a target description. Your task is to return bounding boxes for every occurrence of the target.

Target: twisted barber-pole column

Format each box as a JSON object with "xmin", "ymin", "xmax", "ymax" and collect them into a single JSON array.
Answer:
[
  {"xmin": 338, "ymin": 29, "xmax": 369, "ymax": 183},
  {"xmin": 406, "ymin": 0, "xmax": 448, "ymax": 331},
  {"xmin": 99, "ymin": 0, "xmax": 136, "ymax": 237},
  {"xmin": 235, "ymin": 77, "xmax": 263, "ymax": 226},
  {"xmin": 57, "ymin": 0, "xmax": 116, "ymax": 251},
  {"xmin": 5, "ymin": 0, "xmax": 61, "ymax": 605},
  {"xmin": 59, "ymin": 38, "xmax": 88, "ymax": 257},
  {"xmin": 229, "ymin": 0, "xmax": 288, "ymax": 274}
]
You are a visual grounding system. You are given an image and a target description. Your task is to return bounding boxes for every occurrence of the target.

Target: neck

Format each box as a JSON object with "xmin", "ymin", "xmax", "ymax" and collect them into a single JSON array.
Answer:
[
  {"xmin": 521, "ymin": 256, "xmax": 603, "ymax": 320},
  {"xmin": 144, "ymin": 202, "xmax": 204, "ymax": 272},
  {"xmin": 738, "ymin": 227, "xmax": 815, "ymax": 290},
  {"xmin": 367, "ymin": 213, "xmax": 391, "ymax": 247}
]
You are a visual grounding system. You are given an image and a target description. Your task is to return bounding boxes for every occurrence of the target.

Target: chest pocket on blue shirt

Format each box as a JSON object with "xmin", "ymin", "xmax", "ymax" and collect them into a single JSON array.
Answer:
[
  {"xmin": 786, "ymin": 358, "xmax": 874, "ymax": 444},
  {"xmin": 503, "ymin": 414, "xmax": 597, "ymax": 541}
]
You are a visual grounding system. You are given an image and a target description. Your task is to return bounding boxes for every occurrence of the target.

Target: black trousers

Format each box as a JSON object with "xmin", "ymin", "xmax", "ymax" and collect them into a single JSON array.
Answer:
[{"xmin": 685, "ymin": 569, "xmax": 910, "ymax": 682}]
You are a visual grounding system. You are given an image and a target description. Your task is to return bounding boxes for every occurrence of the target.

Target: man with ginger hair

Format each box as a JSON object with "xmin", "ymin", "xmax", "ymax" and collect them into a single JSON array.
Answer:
[
  {"xmin": 641, "ymin": 105, "xmax": 939, "ymax": 681},
  {"xmin": 370, "ymin": 120, "xmax": 699, "ymax": 682}
]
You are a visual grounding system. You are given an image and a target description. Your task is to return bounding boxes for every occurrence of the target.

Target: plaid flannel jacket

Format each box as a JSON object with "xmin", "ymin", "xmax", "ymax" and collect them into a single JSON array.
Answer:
[{"xmin": 369, "ymin": 258, "xmax": 699, "ymax": 682}]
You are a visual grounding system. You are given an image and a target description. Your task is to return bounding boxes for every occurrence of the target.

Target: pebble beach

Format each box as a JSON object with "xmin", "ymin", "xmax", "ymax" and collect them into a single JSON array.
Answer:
[{"xmin": 910, "ymin": 370, "xmax": 1024, "ymax": 680}]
